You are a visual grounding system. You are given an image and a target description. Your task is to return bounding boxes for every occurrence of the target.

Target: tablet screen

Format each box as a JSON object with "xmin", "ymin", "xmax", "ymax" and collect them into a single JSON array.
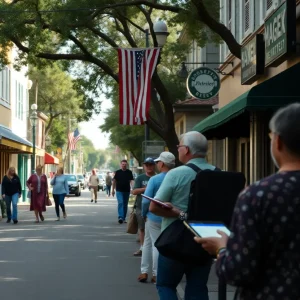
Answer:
[{"xmin": 189, "ymin": 223, "xmax": 231, "ymax": 238}]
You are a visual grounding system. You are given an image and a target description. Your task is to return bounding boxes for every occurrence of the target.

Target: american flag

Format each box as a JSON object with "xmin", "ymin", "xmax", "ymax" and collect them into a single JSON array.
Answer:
[
  {"xmin": 68, "ymin": 128, "xmax": 81, "ymax": 150},
  {"xmin": 118, "ymin": 48, "xmax": 160, "ymax": 125}
]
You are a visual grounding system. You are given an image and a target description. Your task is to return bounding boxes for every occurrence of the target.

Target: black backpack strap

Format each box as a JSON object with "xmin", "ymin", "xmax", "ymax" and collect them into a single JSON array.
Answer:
[{"xmin": 186, "ymin": 163, "xmax": 201, "ymax": 173}]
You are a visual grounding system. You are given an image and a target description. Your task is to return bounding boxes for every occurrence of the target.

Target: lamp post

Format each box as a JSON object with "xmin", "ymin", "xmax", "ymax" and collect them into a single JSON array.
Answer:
[
  {"xmin": 30, "ymin": 103, "xmax": 38, "ymax": 174},
  {"xmin": 144, "ymin": 20, "xmax": 169, "ymax": 142}
]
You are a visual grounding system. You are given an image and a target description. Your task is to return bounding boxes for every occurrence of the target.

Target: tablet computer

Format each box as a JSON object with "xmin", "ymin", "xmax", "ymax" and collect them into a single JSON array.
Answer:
[
  {"xmin": 141, "ymin": 194, "xmax": 172, "ymax": 209},
  {"xmin": 184, "ymin": 221, "xmax": 231, "ymax": 238}
]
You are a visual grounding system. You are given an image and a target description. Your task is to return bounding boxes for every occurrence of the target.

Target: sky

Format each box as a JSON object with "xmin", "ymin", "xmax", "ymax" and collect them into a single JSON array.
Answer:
[{"xmin": 79, "ymin": 96, "xmax": 113, "ymax": 150}]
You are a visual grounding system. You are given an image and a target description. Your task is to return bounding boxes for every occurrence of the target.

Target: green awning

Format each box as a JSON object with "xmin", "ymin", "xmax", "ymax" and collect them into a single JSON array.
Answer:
[
  {"xmin": 193, "ymin": 62, "xmax": 300, "ymax": 135},
  {"xmin": 193, "ymin": 91, "xmax": 250, "ymax": 133}
]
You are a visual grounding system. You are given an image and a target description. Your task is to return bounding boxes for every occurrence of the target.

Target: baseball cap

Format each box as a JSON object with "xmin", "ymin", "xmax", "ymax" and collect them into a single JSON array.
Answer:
[
  {"xmin": 154, "ymin": 152, "xmax": 176, "ymax": 165},
  {"xmin": 143, "ymin": 157, "xmax": 155, "ymax": 164}
]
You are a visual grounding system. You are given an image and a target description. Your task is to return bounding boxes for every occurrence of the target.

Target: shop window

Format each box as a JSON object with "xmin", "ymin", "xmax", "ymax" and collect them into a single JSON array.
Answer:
[
  {"xmin": 0, "ymin": 67, "xmax": 10, "ymax": 107},
  {"xmin": 15, "ymin": 81, "xmax": 24, "ymax": 120}
]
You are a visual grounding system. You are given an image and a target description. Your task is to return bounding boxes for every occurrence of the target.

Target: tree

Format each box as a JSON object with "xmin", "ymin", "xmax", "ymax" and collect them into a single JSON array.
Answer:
[
  {"xmin": 29, "ymin": 63, "xmax": 85, "ymax": 137},
  {"xmin": 0, "ymin": 0, "xmax": 235, "ymax": 156}
]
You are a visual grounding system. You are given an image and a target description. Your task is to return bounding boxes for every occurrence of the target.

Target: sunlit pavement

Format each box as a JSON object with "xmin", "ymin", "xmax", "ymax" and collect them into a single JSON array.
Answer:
[{"xmin": 0, "ymin": 190, "xmax": 158, "ymax": 300}]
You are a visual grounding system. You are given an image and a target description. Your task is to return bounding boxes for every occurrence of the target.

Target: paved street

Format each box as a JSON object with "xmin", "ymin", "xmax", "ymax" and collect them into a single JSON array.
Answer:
[{"xmin": 0, "ymin": 190, "xmax": 158, "ymax": 300}]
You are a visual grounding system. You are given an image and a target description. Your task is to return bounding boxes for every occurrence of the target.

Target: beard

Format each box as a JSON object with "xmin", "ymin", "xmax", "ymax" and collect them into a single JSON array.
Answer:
[{"xmin": 270, "ymin": 143, "xmax": 280, "ymax": 169}]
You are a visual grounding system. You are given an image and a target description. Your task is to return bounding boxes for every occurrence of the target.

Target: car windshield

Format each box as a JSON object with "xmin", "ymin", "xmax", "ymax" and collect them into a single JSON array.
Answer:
[
  {"xmin": 65, "ymin": 175, "xmax": 77, "ymax": 181},
  {"xmin": 77, "ymin": 175, "xmax": 84, "ymax": 179}
]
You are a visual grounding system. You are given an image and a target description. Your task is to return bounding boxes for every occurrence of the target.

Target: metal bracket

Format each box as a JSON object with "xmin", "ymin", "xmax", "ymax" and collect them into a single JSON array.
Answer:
[{"xmin": 179, "ymin": 61, "xmax": 234, "ymax": 78}]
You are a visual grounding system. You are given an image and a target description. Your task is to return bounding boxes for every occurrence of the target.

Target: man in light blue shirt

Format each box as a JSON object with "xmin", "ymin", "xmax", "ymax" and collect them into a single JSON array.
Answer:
[
  {"xmin": 150, "ymin": 131, "xmax": 217, "ymax": 300},
  {"xmin": 137, "ymin": 152, "xmax": 176, "ymax": 284}
]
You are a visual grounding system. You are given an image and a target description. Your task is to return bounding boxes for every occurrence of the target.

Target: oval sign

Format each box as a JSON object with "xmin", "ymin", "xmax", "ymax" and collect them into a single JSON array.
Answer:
[{"xmin": 187, "ymin": 67, "xmax": 220, "ymax": 100}]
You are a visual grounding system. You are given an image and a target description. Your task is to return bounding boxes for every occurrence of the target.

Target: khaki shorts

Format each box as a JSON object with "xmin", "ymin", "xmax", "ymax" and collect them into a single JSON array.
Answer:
[{"xmin": 135, "ymin": 207, "xmax": 145, "ymax": 230}]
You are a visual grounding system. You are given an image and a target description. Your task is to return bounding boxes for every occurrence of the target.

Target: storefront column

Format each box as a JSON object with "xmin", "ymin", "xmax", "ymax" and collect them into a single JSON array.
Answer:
[
  {"xmin": 224, "ymin": 138, "xmax": 237, "ymax": 171},
  {"xmin": 249, "ymin": 112, "xmax": 264, "ymax": 183}
]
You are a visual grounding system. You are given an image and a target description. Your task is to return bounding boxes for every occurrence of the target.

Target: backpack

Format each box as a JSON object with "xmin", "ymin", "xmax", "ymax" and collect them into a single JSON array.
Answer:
[{"xmin": 155, "ymin": 164, "xmax": 246, "ymax": 265}]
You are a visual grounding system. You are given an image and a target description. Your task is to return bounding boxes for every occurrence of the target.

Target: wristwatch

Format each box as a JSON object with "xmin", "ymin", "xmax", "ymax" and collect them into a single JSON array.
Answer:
[{"xmin": 178, "ymin": 211, "xmax": 187, "ymax": 221}]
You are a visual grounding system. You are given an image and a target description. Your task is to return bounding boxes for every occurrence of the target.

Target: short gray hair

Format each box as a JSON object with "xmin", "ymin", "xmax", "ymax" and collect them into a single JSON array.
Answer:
[
  {"xmin": 165, "ymin": 162, "xmax": 175, "ymax": 169},
  {"xmin": 269, "ymin": 103, "xmax": 300, "ymax": 156},
  {"xmin": 180, "ymin": 131, "xmax": 208, "ymax": 156}
]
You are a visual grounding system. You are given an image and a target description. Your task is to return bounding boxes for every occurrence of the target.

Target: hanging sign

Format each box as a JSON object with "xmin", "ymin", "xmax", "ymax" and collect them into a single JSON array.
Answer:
[
  {"xmin": 187, "ymin": 67, "xmax": 220, "ymax": 100},
  {"xmin": 265, "ymin": 0, "xmax": 296, "ymax": 67},
  {"xmin": 241, "ymin": 34, "xmax": 265, "ymax": 85}
]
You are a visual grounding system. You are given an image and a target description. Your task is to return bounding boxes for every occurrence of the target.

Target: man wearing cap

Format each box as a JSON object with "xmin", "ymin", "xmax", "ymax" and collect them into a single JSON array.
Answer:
[
  {"xmin": 137, "ymin": 152, "xmax": 176, "ymax": 284},
  {"xmin": 132, "ymin": 157, "xmax": 156, "ymax": 256}
]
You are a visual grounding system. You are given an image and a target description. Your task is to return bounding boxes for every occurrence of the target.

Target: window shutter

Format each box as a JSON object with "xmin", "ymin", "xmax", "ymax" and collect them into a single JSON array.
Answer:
[
  {"xmin": 267, "ymin": 0, "xmax": 273, "ymax": 10},
  {"xmin": 244, "ymin": 0, "xmax": 250, "ymax": 33},
  {"xmin": 228, "ymin": 0, "xmax": 232, "ymax": 31}
]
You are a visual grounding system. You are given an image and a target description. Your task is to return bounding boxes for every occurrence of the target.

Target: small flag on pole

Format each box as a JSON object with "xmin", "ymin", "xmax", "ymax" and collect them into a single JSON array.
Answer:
[
  {"xmin": 118, "ymin": 48, "xmax": 160, "ymax": 125},
  {"xmin": 68, "ymin": 128, "xmax": 81, "ymax": 150}
]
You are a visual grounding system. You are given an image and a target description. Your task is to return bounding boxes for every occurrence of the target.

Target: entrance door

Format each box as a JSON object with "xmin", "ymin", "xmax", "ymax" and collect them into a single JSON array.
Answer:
[
  {"xmin": 239, "ymin": 138, "xmax": 250, "ymax": 186},
  {"xmin": 18, "ymin": 154, "xmax": 28, "ymax": 202}
]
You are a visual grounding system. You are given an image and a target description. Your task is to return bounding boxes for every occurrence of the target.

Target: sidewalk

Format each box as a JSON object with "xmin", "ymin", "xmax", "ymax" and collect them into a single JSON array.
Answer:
[{"xmin": 176, "ymin": 262, "xmax": 236, "ymax": 300}]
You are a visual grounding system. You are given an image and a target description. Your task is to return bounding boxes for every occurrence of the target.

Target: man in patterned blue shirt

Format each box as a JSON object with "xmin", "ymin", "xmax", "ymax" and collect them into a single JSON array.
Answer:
[{"xmin": 196, "ymin": 103, "xmax": 300, "ymax": 300}]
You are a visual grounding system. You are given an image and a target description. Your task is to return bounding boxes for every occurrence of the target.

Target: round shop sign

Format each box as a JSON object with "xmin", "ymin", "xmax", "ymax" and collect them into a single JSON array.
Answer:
[{"xmin": 187, "ymin": 67, "xmax": 220, "ymax": 100}]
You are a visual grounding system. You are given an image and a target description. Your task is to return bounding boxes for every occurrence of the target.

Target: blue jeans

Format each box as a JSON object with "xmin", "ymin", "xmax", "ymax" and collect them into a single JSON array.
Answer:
[
  {"xmin": 116, "ymin": 191, "xmax": 130, "ymax": 220},
  {"xmin": 156, "ymin": 254, "xmax": 211, "ymax": 300},
  {"xmin": 106, "ymin": 185, "xmax": 111, "ymax": 196},
  {"xmin": 5, "ymin": 193, "xmax": 19, "ymax": 221}
]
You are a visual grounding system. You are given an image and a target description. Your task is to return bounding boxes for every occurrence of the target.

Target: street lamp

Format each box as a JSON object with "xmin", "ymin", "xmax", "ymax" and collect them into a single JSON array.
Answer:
[
  {"xmin": 153, "ymin": 21, "xmax": 169, "ymax": 47},
  {"xmin": 144, "ymin": 20, "xmax": 169, "ymax": 142},
  {"xmin": 30, "ymin": 103, "xmax": 38, "ymax": 174}
]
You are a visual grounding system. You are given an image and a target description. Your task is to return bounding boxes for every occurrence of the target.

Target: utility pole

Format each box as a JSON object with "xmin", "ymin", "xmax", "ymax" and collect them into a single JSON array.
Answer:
[{"xmin": 68, "ymin": 116, "xmax": 71, "ymax": 174}]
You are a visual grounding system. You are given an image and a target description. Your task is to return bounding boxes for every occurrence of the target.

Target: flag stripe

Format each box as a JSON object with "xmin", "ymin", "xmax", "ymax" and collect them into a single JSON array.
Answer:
[{"xmin": 68, "ymin": 128, "xmax": 81, "ymax": 151}]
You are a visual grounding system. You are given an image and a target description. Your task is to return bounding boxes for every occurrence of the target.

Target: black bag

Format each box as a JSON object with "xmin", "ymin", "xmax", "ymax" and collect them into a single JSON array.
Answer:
[{"xmin": 155, "ymin": 164, "xmax": 246, "ymax": 265}]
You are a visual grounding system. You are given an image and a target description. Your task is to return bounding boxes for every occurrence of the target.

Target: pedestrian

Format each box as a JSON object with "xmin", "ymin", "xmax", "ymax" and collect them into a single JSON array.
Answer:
[
  {"xmin": 89, "ymin": 169, "xmax": 99, "ymax": 203},
  {"xmin": 1, "ymin": 167, "xmax": 22, "ymax": 224},
  {"xmin": 105, "ymin": 172, "xmax": 112, "ymax": 197},
  {"xmin": 112, "ymin": 160, "xmax": 134, "ymax": 224},
  {"xmin": 195, "ymin": 103, "xmax": 300, "ymax": 300},
  {"xmin": 132, "ymin": 157, "xmax": 156, "ymax": 257},
  {"xmin": 50, "ymin": 167, "xmax": 69, "ymax": 221},
  {"xmin": 150, "ymin": 131, "xmax": 218, "ymax": 300},
  {"xmin": 138, "ymin": 152, "xmax": 176, "ymax": 284},
  {"xmin": 26, "ymin": 164, "xmax": 48, "ymax": 223}
]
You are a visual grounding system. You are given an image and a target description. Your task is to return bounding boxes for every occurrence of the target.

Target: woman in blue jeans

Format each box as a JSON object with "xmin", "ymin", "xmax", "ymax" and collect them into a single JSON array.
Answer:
[
  {"xmin": 50, "ymin": 167, "xmax": 69, "ymax": 221},
  {"xmin": 1, "ymin": 167, "xmax": 22, "ymax": 224}
]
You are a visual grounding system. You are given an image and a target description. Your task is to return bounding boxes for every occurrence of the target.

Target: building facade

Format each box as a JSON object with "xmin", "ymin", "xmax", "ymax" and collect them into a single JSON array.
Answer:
[{"xmin": 193, "ymin": 0, "xmax": 300, "ymax": 184}]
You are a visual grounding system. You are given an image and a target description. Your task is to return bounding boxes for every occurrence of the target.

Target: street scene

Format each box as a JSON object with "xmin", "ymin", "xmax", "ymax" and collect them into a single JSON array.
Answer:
[
  {"xmin": 1, "ymin": 1, "xmax": 300, "ymax": 300},
  {"xmin": 0, "ymin": 191, "xmax": 234, "ymax": 300}
]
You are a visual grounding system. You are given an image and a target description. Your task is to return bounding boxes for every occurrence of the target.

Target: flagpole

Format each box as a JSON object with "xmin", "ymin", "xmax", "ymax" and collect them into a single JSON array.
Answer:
[{"xmin": 144, "ymin": 28, "xmax": 150, "ymax": 145}]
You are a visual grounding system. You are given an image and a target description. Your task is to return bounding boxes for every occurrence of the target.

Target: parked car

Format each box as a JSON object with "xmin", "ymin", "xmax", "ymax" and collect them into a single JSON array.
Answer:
[
  {"xmin": 97, "ymin": 174, "xmax": 106, "ymax": 191},
  {"xmin": 76, "ymin": 174, "xmax": 86, "ymax": 189},
  {"xmin": 65, "ymin": 174, "xmax": 81, "ymax": 196}
]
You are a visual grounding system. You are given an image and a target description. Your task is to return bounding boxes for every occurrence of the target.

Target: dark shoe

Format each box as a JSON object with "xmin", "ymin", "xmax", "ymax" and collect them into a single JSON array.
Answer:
[
  {"xmin": 138, "ymin": 273, "xmax": 148, "ymax": 283},
  {"xmin": 95, "ymin": 200, "xmax": 97, "ymax": 203},
  {"xmin": 151, "ymin": 276, "xmax": 156, "ymax": 284},
  {"xmin": 91, "ymin": 200, "xmax": 93, "ymax": 202},
  {"xmin": 133, "ymin": 250, "xmax": 142, "ymax": 257},
  {"xmin": 6, "ymin": 219, "xmax": 11, "ymax": 223},
  {"xmin": 39, "ymin": 214, "xmax": 44, "ymax": 222},
  {"xmin": 13, "ymin": 220, "xmax": 18, "ymax": 224},
  {"xmin": 118, "ymin": 218, "xmax": 123, "ymax": 224}
]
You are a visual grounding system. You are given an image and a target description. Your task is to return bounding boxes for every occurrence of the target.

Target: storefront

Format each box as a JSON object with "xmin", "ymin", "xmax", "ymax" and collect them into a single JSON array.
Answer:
[
  {"xmin": 0, "ymin": 124, "xmax": 33, "ymax": 201},
  {"xmin": 193, "ymin": 1, "xmax": 300, "ymax": 184}
]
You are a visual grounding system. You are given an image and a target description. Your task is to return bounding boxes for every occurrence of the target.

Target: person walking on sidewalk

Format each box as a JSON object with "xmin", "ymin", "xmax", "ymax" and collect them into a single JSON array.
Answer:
[
  {"xmin": 26, "ymin": 165, "xmax": 48, "ymax": 223},
  {"xmin": 89, "ymin": 169, "xmax": 99, "ymax": 203},
  {"xmin": 132, "ymin": 157, "xmax": 156, "ymax": 257},
  {"xmin": 138, "ymin": 152, "xmax": 176, "ymax": 284},
  {"xmin": 1, "ymin": 167, "xmax": 22, "ymax": 224},
  {"xmin": 112, "ymin": 160, "xmax": 134, "ymax": 224},
  {"xmin": 195, "ymin": 103, "xmax": 300, "ymax": 300},
  {"xmin": 105, "ymin": 172, "xmax": 112, "ymax": 197},
  {"xmin": 51, "ymin": 167, "xmax": 69, "ymax": 221},
  {"xmin": 150, "ymin": 131, "xmax": 217, "ymax": 300}
]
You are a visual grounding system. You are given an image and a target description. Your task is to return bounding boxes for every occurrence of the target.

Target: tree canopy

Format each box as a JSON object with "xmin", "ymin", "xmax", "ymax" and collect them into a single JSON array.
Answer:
[{"xmin": 0, "ymin": 0, "xmax": 238, "ymax": 156}]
